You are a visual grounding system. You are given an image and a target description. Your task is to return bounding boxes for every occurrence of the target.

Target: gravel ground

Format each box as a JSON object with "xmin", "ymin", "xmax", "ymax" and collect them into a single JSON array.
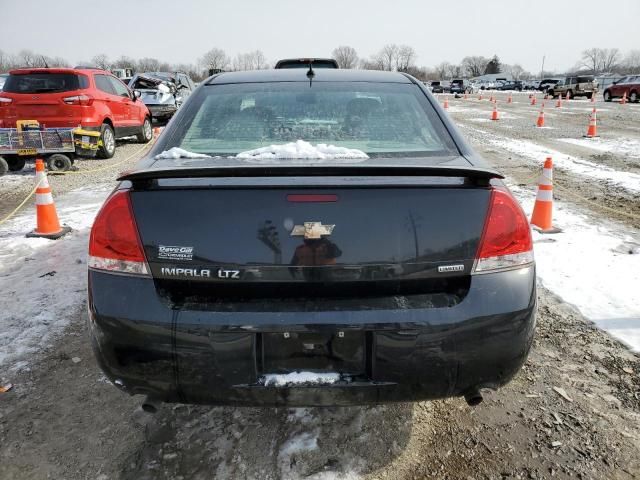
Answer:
[
  {"xmin": 1, "ymin": 93, "xmax": 639, "ymax": 480},
  {"xmin": 0, "ymin": 138, "xmax": 153, "ymax": 222}
]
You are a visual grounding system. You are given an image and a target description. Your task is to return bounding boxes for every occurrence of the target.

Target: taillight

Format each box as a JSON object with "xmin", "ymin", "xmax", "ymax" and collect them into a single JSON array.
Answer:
[
  {"xmin": 0, "ymin": 97, "xmax": 12, "ymax": 106},
  {"xmin": 88, "ymin": 190, "xmax": 149, "ymax": 276},
  {"xmin": 62, "ymin": 94, "xmax": 93, "ymax": 106},
  {"xmin": 473, "ymin": 188, "xmax": 534, "ymax": 274}
]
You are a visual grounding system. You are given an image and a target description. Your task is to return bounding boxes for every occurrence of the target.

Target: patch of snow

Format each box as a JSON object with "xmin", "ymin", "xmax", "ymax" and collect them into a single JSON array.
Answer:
[
  {"xmin": 461, "ymin": 124, "xmax": 640, "ymax": 194},
  {"xmin": 511, "ymin": 186, "xmax": 640, "ymax": 351},
  {"xmin": 558, "ymin": 137, "xmax": 640, "ymax": 158},
  {"xmin": 0, "ymin": 185, "xmax": 111, "ymax": 369},
  {"xmin": 236, "ymin": 140, "xmax": 368, "ymax": 161},
  {"xmin": 155, "ymin": 147, "xmax": 212, "ymax": 159},
  {"xmin": 262, "ymin": 371, "xmax": 341, "ymax": 387}
]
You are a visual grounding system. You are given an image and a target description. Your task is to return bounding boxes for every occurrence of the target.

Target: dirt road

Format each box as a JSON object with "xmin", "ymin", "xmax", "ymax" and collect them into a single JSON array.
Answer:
[{"xmin": 1, "ymin": 94, "xmax": 639, "ymax": 480}]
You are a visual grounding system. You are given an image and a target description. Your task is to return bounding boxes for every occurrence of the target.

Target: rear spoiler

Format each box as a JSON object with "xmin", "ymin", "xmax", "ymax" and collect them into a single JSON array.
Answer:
[{"xmin": 118, "ymin": 165, "xmax": 504, "ymax": 183}]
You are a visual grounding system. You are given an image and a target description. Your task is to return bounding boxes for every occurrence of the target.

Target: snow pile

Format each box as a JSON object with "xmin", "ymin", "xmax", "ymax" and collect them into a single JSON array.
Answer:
[
  {"xmin": 0, "ymin": 186, "xmax": 111, "ymax": 369},
  {"xmin": 155, "ymin": 147, "xmax": 212, "ymax": 159},
  {"xmin": 511, "ymin": 186, "xmax": 640, "ymax": 351},
  {"xmin": 236, "ymin": 140, "xmax": 368, "ymax": 161},
  {"xmin": 460, "ymin": 125, "xmax": 640, "ymax": 194},
  {"xmin": 262, "ymin": 371, "xmax": 341, "ymax": 387},
  {"xmin": 559, "ymin": 137, "xmax": 640, "ymax": 158}
]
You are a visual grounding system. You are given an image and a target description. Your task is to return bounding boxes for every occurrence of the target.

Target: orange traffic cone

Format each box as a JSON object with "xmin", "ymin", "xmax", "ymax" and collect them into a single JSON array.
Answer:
[
  {"xmin": 507, "ymin": 93, "xmax": 513, "ymax": 104},
  {"xmin": 26, "ymin": 159, "xmax": 71, "ymax": 239},
  {"xmin": 555, "ymin": 96, "xmax": 562, "ymax": 108},
  {"xmin": 530, "ymin": 157, "xmax": 561, "ymax": 233},
  {"xmin": 489, "ymin": 94, "xmax": 494, "ymax": 103},
  {"xmin": 536, "ymin": 105, "xmax": 545, "ymax": 127},
  {"xmin": 478, "ymin": 92, "xmax": 483, "ymax": 100},
  {"xmin": 620, "ymin": 92, "xmax": 627, "ymax": 104},
  {"xmin": 491, "ymin": 103, "xmax": 499, "ymax": 121},
  {"xmin": 464, "ymin": 92, "xmax": 468, "ymax": 100},
  {"xmin": 153, "ymin": 127, "xmax": 162, "ymax": 137},
  {"xmin": 590, "ymin": 93, "xmax": 596, "ymax": 103},
  {"xmin": 544, "ymin": 93, "xmax": 549, "ymax": 100},
  {"xmin": 443, "ymin": 97, "xmax": 449, "ymax": 109},
  {"xmin": 565, "ymin": 91, "xmax": 570, "ymax": 101},
  {"xmin": 584, "ymin": 108, "xmax": 599, "ymax": 138},
  {"xmin": 531, "ymin": 96, "xmax": 537, "ymax": 106}
]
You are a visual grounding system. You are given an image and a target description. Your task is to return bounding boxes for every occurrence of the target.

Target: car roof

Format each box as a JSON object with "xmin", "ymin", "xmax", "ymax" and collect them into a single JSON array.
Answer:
[
  {"xmin": 8, "ymin": 67, "xmax": 109, "ymax": 75},
  {"xmin": 206, "ymin": 69, "xmax": 413, "ymax": 85}
]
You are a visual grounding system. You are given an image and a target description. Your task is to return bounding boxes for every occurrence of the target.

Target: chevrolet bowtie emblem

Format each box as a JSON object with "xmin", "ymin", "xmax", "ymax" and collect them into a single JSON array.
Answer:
[{"xmin": 290, "ymin": 222, "xmax": 335, "ymax": 239}]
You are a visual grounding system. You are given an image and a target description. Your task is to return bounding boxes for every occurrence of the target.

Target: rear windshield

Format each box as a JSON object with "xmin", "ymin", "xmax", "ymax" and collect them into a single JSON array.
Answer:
[
  {"xmin": 174, "ymin": 82, "xmax": 458, "ymax": 157},
  {"xmin": 3, "ymin": 73, "xmax": 88, "ymax": 94}
]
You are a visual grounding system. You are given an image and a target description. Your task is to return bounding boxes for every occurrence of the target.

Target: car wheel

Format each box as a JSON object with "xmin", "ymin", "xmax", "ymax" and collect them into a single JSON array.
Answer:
[
  {"xmin": 136, "ymin": 117, "xmax": 153, "ymax": 143},
  {"xmin": 47, "ymin": 154, "xmax": 72, "ymax": 172},
  {"xmin": 603, "ymin": 90, "xmax": 612, "ymax": 102},
  {"xmin": 7, "ymin": 157, "xmax": 26, "ymax": 171},
  {"xmin": 630, "ymin": 91, "xmax": 638, "ymax": 103},
  {"xmin": 97, "ymin": 123, "xmax": 116, "ymax": 159},
  {"xmin": 0, "ymin": 157, "xmax": 8, "ymax": 176}
]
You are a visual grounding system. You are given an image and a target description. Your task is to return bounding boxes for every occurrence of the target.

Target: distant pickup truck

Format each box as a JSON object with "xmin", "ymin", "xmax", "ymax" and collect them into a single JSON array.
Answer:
[
  {"xmin": 450, "ymin": 79, "xmax": 473, "ymax": 94},
  {"xmin": 548, "ymin": 76, "xmax": 598, "ymax": 99}
]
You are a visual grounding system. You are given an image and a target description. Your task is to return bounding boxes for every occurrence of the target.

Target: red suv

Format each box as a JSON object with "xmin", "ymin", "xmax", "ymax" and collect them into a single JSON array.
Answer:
[
  {"xmin": 0, "ymin": 68, "xmax": 152, "ymax": 158},
  {"xmin": 603, "ymin": 76, "xmax": 640, "ymax": 103}
]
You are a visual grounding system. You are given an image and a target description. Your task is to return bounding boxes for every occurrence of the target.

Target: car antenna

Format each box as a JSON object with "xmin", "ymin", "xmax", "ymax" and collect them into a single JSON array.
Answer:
[{"xmin": 306, "ymin": 61, "xmax": 315, "ymax": 87}]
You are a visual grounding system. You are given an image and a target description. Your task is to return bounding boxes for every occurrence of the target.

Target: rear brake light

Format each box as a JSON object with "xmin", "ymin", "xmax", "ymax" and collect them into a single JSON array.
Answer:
[
  {"xmin": 0, "ymin": 97, "xmax": 12, "ymax": 105},
  {"xmin": 473, "ymin": 188, "xmax": 533, "ymax": 274},
  {"xmin": 62, "ymin": 94, "xmax": 93, "ymax": 106},
  {"xmin": 88, "ymin": 190, "xmax": 149, "ymax": 276},
  {"xmin": 287, "ymin": 194, "xmax": 338, "ymax": 202}
]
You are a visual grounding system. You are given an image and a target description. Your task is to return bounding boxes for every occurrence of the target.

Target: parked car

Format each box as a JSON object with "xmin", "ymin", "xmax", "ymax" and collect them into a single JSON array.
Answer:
[
  {"xmin": 128, "ymin": 72, "xmax": 195, "ymax": 123},
  {"xmin": 548, "ymin": 76, "xmax": 598, "ymax": 99},
  {"xmin": 537, "ymin": 78, "xmax": 560, "ymax": 92},
  {"xmin": 450, "ymin": 79, "xmax": 472, "ymax": 94},
  {"xmin": 275, "ymin": 58, "xmax": 339, "ymax": 69},
  {"xmin": 88, "ymin": 68, "xmax": 536, "ymax": 409},
  {"xmin": 430, "ymin": 80, "xmax": 450, "ymax": 93},
  {"xmin": 0, "ymin": 67, "xmax": 152, "ymax": 159},
  {"xmin": 496, "ymin": 81, "xmax": 523, "ymax": 91},
  {"xmin": 0, "ymin": 73, "xmax": 8, "ymax": 91},
  {"xmin": 603, "ymin": 75, "xmax": 640, "ymax": 102}
]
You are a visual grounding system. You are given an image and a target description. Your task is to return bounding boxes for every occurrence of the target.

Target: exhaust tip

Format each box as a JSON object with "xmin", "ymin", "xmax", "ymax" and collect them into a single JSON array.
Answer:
[
  {"xmin": 464, "ymin": 390, "xmax": 483, "ymax": 407},
  {"xmin": 141, "ymin": 396, "xmax": 161, "ymax": 414}
]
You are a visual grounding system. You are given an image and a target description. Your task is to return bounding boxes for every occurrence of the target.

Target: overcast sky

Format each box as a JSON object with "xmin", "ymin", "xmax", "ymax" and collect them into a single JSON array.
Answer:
[{"xmin": 1, "ymin": 0, "xmax": 638, "ymax": 73}]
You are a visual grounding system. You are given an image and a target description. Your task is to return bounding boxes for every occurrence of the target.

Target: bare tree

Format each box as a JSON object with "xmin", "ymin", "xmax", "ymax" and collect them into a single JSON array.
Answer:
[
  {"xmin": 435, "ymin": 62, "xmax": 451, "ymax": 79},
  {"xmin": 396, "ymin": 45, "xmax": 416, "ymax": 72},
  {"xmin": 581, "ymin": 48, "xmax": 600, "ymax": 73},
  {"xmin": 461, "ymin": 56, "xmax": 489, "ymax": 77},
  {"xmin": 446, "ymin": 64, "xmax": 463, "ymax": 79},
  {"xmin": 507, "ymin": 64, "xmax": 525, "ymax": 80},
  {"xmin": 91, "ymin": 54, "xmax": 110, "ymax": 70},
  {"xmin": 623, "ymin": 49, "xmax": 640, "ymax": 74},
  {"xmin": 376, "ymin": 44, "xmax": 399, "ymax": 71},
  {"xmin": 17, "ymin": 50, "xmax": 37, "ymax": 67},
  {"xmin": 599, "ymin": 48, "xmax": 620, "ymax": 73},
  {"xmin": 231, "ymin": 50, "xmax": 267, "ymax": 71},
  {"xmin": 200, "ymin": 48, "xmax": 228, "ymax": 72},
  {"xmin": 112, "ymin": 56, "xmax": 136, "ymax": 69},
  {"xmin": 137, "ymin": 57, "xmax": 161, "ymax": 72},
  {"xmin": 332, "ymin": 46, "xmax": 359, "ymax": 69}
]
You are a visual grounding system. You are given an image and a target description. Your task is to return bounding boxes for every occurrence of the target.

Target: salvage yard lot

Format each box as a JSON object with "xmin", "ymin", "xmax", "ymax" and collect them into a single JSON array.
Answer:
[{"xmin": 1, "ymin": 92, "xmax": 639, "ymax": 479}]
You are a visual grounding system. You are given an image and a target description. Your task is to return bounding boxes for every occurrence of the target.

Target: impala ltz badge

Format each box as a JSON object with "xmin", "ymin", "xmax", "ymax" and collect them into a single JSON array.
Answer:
[{"xmin": 290, "ymin": 222, "xmax": 335, "ymax": 240}]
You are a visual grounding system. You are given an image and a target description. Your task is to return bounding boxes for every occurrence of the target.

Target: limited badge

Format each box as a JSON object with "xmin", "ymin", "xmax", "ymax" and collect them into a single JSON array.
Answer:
[{"xmin": 290, "ymin": 222, "xmax": 335, "ymax": 240}]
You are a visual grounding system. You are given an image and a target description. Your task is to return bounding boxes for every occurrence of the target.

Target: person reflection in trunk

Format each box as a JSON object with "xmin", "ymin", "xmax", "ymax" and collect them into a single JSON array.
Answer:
[{"xmin": 290, "ymin": 238, "xmax": 343, "ymax": 281}]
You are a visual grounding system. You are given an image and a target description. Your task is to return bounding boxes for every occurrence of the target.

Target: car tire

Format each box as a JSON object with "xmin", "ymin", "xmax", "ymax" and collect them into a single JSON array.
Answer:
[
  {"xmin": 47, "ymin": 154, "xmax": 72, "ymax": 172},
  {"xmin": 97, "ymin": 123, "xmax": 116, "ymax": 159},
  {"xmin": 630, "ymin": 91, "xmax": 638, "ymax": 103},
  {"xmin": 0, "ymin": 157, "xmax": 8, "ymax": 176},
  {"xmin": 136, "ymin": 117, "xmax": 153, "ymax": 143},
  {"xmin": 603, "ymin": 90, "xmax": 612, "ymax": 102},
  {"xmin": 7, "ymin": 157, "xmax": 26, "ymax": 171}
]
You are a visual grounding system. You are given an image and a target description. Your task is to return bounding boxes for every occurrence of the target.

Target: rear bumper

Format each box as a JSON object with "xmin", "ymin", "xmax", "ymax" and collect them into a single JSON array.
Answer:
[
  {"xmin": 88, "ymin": 266, "xmax": 536, "ymax": 406},
  {"xmin": 146, "ymin": 104, "xmax": 177, "ymax": 119}
]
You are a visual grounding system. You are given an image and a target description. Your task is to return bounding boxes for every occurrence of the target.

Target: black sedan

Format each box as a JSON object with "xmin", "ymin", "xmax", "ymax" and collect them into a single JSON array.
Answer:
[{"xmin": 88, "ymin": 69, "xmax": 536, "ymax": 408}]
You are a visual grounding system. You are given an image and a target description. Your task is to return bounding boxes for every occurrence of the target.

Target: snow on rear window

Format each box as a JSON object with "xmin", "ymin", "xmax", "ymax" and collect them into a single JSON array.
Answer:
[{"xmin": 177, "ymin": 82, "xmax": 457, "ymax": 157}]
